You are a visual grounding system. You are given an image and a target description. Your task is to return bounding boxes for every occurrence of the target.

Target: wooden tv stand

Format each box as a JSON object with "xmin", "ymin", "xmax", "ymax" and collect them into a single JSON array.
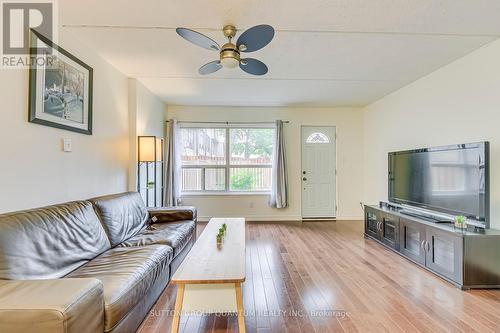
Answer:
[{"xmin": 364, "ymin": 204, "xmax": 500, "ymax": 289}]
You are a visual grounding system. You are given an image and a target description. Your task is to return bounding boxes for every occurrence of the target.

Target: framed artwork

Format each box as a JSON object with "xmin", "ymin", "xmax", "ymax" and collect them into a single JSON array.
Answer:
[{"xmin": 28, "ymin": 29, "xmax": 93, "ymax": 135}]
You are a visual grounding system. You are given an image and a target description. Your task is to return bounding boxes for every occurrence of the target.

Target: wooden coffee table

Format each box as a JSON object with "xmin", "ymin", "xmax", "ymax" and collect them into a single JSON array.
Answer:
[{"xmin": 171, "ymin": 217, "xmax": 246, "ymax": 333}]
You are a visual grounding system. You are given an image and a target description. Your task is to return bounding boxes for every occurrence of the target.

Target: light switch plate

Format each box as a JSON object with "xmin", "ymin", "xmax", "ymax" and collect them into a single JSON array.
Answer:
[{"xmin": 63, "ymin": 138, "xmax": 72, "ymax": 152}]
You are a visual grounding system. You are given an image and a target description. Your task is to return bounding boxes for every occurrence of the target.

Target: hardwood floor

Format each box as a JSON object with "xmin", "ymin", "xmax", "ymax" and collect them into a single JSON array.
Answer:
[{"xmin": 138, "ymin": 221, "xmax": 500, "ymax": 333}]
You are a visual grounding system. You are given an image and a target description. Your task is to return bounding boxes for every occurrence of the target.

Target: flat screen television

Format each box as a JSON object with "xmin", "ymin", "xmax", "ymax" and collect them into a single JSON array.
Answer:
[{"xmin": 388, "ymin": 142, "xmax": 489, "ymax": 228}]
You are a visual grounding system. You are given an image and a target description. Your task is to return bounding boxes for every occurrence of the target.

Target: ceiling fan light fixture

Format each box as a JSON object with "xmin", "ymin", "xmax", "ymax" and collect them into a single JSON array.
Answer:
[
  {"xmin": 220, "ymin": 57, "xmax": 240, "ymax": 68},
  {"xmin": 238, "ymin": 44, "xmax": 247, "ymax": 51},
  {"xmin": 220, "ymin": 42, "xmax": 240, "ymax": 68}
]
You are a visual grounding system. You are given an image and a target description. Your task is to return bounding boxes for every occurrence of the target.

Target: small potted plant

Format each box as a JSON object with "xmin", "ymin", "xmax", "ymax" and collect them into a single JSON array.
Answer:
[
  {"xmin": 454, "ymin": 215, "xmax": 467, "ymax": 229},
  {"xmin": 222, "ymin": 223, "xmax": 227, "ymax": 232},
  {"xmin": 215, "ymin": 232, "xmax": 224, "ymax": 250},
  {"xmin": 219, "ymin": 227, "xmax": 225, "ymax": 237},
  {"xmin": 216, "ymin": 233, "xmax": 223, "ymax": 244},
  {"xmin": 147, "ymin": 181, "xmax": 155, "ymax": 189}
]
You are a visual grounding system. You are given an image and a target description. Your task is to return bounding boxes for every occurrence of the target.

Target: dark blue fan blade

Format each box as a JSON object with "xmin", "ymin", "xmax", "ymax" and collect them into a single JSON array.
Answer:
[
  {"xmin": 240, "ymin": 58, "xmax": 268, "ymax": 75},
  {"xmin": 237, "ymin": 25, "xmax": 274, "ymax": 52},
  {"xmin": 176, "ymin": 28, "xmax": 220, "ymax": 51},
  {"xmin": 199, "ymin": 60, "xmax": 222, "ymax": 75}
]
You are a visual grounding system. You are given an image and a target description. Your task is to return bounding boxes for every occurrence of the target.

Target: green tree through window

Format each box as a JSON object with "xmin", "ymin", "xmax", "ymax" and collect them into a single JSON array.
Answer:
[{"xmin": 230, "ymin": 128, "xmax": 273, "ymax": 162}]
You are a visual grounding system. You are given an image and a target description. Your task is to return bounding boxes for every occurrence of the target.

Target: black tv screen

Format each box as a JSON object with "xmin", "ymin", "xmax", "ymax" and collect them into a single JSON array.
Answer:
[{"xmin": 388, "ymin": 142, "xmax": 489, "ymax": 227}]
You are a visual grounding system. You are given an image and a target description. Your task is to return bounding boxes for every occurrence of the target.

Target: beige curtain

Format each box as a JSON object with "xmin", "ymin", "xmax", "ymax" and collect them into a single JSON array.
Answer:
[
  {"xmin": 269, "ymin": 120, "xmax": 288, "ymax": 208},
  {"xmin": 164, "ymin": 119, "xmax": 181, "ymax": 206}
]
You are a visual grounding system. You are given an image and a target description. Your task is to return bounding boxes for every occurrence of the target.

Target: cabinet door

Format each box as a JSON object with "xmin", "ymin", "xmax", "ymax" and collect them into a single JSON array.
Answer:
[
  {"xmin": 425, "ymin": 228, "xmax": 463, "ymax": 284},
  {"xmin": 399, "ymin": 219, "xmax": 426, "ymax": 265},
  {"xmin": 365, "ymin": 207, "xmax": 381, "ymax": 239},
  {"xmin": 381, "ymin": 214, "xmax": 399, "ymax": 250}
]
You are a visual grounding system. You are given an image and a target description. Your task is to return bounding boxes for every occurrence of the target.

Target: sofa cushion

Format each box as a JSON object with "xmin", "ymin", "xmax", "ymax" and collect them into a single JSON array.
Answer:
[
  {"xmin": 0, "ymin": 278, "xmax": 104, "ymax": 333},
  {"xmin": 119, "ymin": 221, "xmax": 195, "ymax": 258},
  {"xmin": 66, "ymin": 245, "xmax": 173, "ymax": 332},
  {"xmin": 90, "ymin": 192, "xmax": 148, "ymax": 247},
  {"xmin": 0, "ymin": 201, "xmax": 110, "ymax": 280},
  {"xmin": 147, "ymin": 206, "xmax": 197, "ymax": 223}
]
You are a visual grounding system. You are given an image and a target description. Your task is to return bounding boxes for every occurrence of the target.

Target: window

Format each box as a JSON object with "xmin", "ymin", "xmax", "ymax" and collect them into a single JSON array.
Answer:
[
  {"xmin": 180, "ymin": 126, "xmax": 274, "ymax": 193},
  {"xmin": 306, "ymin": 132, "xmax": 330, "ymax": 144}
]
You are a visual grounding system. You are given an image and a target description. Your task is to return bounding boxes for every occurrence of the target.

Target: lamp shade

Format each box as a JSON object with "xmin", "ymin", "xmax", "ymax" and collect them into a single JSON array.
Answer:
[
  {"xmin": 138, "ymin": 136, "xmax": 164, "ymax": 162},
  {"xmin": 138, "ymin": 136, "xmax": 156, "ymax": 162}
]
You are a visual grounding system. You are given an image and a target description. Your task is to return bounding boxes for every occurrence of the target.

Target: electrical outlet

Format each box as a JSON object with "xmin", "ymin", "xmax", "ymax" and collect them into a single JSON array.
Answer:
[{"xmin": 63, "ymin": 138, "xmax": 72, "ymax": 152}]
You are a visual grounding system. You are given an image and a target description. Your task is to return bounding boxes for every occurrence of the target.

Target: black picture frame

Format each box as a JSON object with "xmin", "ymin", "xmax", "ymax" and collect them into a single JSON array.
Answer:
[{"xmin": 28, "ymin": 29, "xmax": 93, "ymax": 135}]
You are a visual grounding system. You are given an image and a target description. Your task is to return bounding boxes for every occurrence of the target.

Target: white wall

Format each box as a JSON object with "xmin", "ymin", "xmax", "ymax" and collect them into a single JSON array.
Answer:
[
  {"xmin": 0, "ymin": 30, "xmax": 131, "ymax": 213},
  {"xmin": 363, "ymin": 38, "xmax": 500, "ymax": 229},
  {"xmin": 128, "ymin": 79, "xmax": 166, "ymax": 191},
  {"xmin": 167, "ymin": 105, "xmax": 364, "ymax": 221}
]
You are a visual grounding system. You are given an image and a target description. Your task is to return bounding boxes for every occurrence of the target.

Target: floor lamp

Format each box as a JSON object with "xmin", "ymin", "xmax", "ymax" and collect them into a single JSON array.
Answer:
[{"xmin": 138, "ymin": 136, "xmax": 164, "ymax": 207}]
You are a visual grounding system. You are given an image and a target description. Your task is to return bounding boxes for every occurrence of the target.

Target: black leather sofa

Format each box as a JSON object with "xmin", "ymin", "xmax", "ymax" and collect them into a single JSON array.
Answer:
[{"xmin": 0, "ymin": 191, "xmax": 196, "ymax": 333}]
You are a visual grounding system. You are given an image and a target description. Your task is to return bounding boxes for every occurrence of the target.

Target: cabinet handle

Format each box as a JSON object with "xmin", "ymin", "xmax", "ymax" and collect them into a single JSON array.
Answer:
[
  {"xmin": 426, "ymin": 241, "xmax": 430, "ymax": 252},
  {"xmin": 421, "ymin": 240, "xmax": 426, "ymax": 250},
  {"xmin": 378, "ymin": 221, "xmax": 382, "ymax": 231}
]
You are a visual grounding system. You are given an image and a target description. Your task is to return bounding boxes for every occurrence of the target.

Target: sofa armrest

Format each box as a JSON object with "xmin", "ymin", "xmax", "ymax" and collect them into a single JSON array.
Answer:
[
  {"xmin": 0, "ymin": 278, "xmax": 104, "ymax": 333},
  {"xmin": 147, "ymin": 206, "xmax": 197, "ymax": 224}
]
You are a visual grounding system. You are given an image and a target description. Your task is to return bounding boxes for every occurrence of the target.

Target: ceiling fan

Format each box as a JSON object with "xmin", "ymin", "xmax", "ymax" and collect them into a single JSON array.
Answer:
[{"xmin": 176, "ymin": 24, "xmax": 274, "ymax": 76}]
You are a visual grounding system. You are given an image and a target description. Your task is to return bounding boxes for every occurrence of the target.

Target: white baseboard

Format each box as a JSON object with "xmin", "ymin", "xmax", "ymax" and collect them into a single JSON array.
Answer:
[
  {"xmin": 197, "ymin": 215, "xmax": 302, "ymax": 222},
  {"xmin": 197, "ymin": 215, "xmax": 363, "ymax": 222}
]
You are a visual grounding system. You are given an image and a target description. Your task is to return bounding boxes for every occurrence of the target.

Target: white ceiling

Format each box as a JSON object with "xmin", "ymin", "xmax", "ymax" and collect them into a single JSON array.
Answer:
[{"xmin": 60, "ymin": 0, "xmax": 500, "ymax": 107}]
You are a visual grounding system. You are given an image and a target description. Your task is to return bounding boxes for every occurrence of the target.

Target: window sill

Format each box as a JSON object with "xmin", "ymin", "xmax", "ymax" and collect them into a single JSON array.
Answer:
[{"xmin": 182, "ymin": 192, "xmax": 271, "ymax": 197}]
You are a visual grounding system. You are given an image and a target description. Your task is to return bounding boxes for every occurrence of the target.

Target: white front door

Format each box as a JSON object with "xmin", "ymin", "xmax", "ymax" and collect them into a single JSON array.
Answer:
[{"xmin": 301, "ymin": 126, "xmax": 336, "ymax": 218}]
